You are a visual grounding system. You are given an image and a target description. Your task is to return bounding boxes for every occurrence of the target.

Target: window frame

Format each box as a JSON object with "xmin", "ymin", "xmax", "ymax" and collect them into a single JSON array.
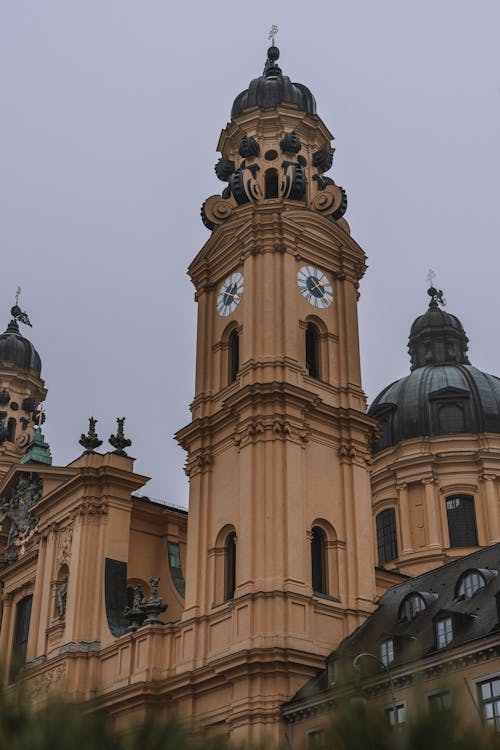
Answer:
[
  {"xmin": 435, "ymin": 615, "xmax": 453, "ymax": 649},
  {"xmin": 456, "ymin": 569, "xmax": 486, "ymax": 600},
  {"xmin": 379, "ymin": 637, "xmax": 395, "ymax": 667},
  {"xmin": 385, "ymin": 701, "xmax": 406, "ymax": 727},
  {"xmin": 311, "ymin": 525, "xmax": 328, "ymax": 596},
  {"xmin": 224, "ymin": 532, "xmax": 237, "ymax": 601},
  {"xmin": 398, "ymin": 592, "xmax": 426, "ymax": 622},
  {"xmin": 446, "ymin": 494, "xmax": 478, "ymax": 548},
  {"xmin": 9, "ymin": 594, "xmax": 33, "ymax": 682},
  {"xmin": 305, "ymin": 323, "xmax": 321, "ymax": 380},
  {"xmin": 376, "ymin": 507, "xmax": 398, "ymax": 565},
  {"xmin": 477, "ymin": 676, "xmax": 500, "ymax": 731}
]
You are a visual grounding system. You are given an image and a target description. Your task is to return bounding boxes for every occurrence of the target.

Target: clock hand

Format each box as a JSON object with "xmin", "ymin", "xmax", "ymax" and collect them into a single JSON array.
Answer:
[{"xmin": 310, "ymin": 278, "xmax": 325, "ymax": 296}]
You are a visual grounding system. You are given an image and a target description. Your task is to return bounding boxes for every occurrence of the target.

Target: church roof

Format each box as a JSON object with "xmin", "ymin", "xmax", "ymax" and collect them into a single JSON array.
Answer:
[
  {"xmin": 231, "ymin": 46, "xmax": 317, "ymax": 120},
  {"xmin": 368, "ymin": 289, "xmax": 500, "ymax": 452}
]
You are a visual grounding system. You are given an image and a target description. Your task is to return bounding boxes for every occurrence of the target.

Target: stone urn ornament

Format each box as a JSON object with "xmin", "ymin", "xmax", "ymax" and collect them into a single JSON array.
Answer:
[{"xmin": 142, "ymin": 576, "xmax": 167, "ymax": 625}]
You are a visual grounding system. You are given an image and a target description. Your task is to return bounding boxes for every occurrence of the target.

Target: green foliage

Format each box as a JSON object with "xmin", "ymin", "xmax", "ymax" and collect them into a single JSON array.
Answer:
[
  {"xmin": 0, "ymin": 685, "xmax": 227, "ymax": 750},
  {"xmin": 1, "ymin": 681, "xmax": 500, "ymax": 750}
]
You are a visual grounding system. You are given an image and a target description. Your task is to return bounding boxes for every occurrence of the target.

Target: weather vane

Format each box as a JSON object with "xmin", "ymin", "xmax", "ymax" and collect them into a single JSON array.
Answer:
[
  {"xmin": 268, "ymin": 25, "xmax": 278, "ymax": 46},
  {"xmin": 426, "ymin": 269, "xmax": 446, "ymax": 306},
  {"xmin": 11, "ymin": 286, "xmax": 32, "ymax": 327}
]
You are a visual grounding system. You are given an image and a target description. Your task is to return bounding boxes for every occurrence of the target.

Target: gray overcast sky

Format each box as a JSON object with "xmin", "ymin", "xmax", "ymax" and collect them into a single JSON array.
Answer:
[{"xmin": 1, "ymin": 1, "xmax": 499, "ymax": 506}]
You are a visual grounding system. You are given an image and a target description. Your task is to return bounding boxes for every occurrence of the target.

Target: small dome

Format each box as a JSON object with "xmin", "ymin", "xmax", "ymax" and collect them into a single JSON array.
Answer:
[
  {"xmin": 408, "ymin": 288, "xmax": 470, "ymax": 370},
  {"xmin": 231, "ymin": 46, "xmax": 317, "ymax": 120},
  {"xmin": 369, "ymin": 290, "xmax": 500, "ymax": 452},
  {"xmin": 0, "ymin": 319, "xmax": 41, "ymax": 373}
]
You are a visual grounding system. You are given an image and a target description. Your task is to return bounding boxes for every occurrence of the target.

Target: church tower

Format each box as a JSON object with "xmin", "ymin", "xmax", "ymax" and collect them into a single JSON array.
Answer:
[
  {"xmin": 0, "ymin": 303, "xmax": 47, "ymax": 479},
  {"xmin": 176, "ymin": 45, "xmax": 378, "ymax": 741}
]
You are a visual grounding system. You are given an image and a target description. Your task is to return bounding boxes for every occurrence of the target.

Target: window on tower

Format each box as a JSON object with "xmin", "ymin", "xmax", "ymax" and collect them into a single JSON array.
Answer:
[
  {"xmin": 264, "ymin": 168, "xmax": 279, "ymax": 199},
  {"xmin": 446, "ymin": 495, "xmax": 478, "ymax": 547},
  {"xmin": 6, "ymin": 417, "xmax": 16, "ymax": 442},
  {"xmin": 311, "ymin": 526, "xmax": 328, "ymax": 595},
  {"xmin": 376, "ymin": 508, "xmax": 398, "ymax": 565},
  {"xmin": 229, "ymin": 329, "xmax": 240, "ymax": 383},
  {"xmin": 305, "ymin": 323, "xmax": 320, "ymax": 379},
  {"xmin": 225, "ymin": 532, "xmax": 237, "ymax": 601}
]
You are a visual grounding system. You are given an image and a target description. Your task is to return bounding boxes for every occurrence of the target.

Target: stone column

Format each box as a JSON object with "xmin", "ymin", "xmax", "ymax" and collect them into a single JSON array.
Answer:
[
  {"xmin": 0, "ymin": 593, "xmax": 13, "ymax": 661},
  {"xmin": 26, "ymin": 533, "xmax": 48, "ymax": 660},
  {"xmin": 481, "ymin": 474, "xmax": 500, "ymax": 543},
  {"xmin": 422, "ymin": 477, "xmax": 441, "ymax": 549},
  {"xmin": 397, "ymin": 482, "xmax": 413, "ymax": 554}
]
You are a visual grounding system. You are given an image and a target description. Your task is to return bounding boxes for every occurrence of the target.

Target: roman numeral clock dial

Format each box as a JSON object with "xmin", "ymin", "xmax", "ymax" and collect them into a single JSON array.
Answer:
[
  {"xmin": 216, "ymin": 272, "xmax": 244, "ymax": 317},
  {"xmin": 297, "ymin": 266, "xmax": 333, "ymax": 308}
]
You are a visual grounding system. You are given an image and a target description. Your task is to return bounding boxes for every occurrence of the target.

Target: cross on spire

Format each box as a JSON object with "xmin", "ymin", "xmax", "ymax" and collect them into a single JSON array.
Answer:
[{"xmin": 268, "ymin": 24, "xmax": 278, "ymax": 46}]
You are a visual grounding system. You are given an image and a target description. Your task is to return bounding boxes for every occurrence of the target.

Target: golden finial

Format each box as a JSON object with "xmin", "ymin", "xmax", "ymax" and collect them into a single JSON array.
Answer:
[{"xmin": 268, "ymin": 25, "xmax": 278, "ymax": 46}]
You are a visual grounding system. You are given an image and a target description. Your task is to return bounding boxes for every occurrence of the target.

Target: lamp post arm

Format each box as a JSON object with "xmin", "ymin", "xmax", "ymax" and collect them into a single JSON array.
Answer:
[{"xmin": 352, "ymin": 652, "xmax": 397, "ymax": 722}]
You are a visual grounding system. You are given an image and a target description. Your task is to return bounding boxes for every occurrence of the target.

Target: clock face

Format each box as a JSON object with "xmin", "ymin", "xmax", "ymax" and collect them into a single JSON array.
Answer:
[
  {"xmin": 216, "ymin": 272, "xmax": 244, "ymax": 317},
  {"xmin": 297, "ymin": 266, "xmax": 333, "ymax": 309}
]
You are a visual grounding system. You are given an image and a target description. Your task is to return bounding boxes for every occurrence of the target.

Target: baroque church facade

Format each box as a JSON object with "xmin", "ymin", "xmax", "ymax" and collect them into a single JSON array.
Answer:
[{"xmin": 1, "ymin": 45, "xmax": 500, "ymax": 746}]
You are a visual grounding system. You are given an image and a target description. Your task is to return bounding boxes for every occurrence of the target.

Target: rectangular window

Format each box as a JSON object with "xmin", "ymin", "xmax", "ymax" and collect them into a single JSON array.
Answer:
[
  {"xmin": 385, "ymin": 703, "xmax": 406, "ymax": 727},
  {"xmin": 435, "ymin": 616, "xmax": 453, "ymax": 648},
  {"xmin": 379, "ymin": 638, "xmax": 395, "ymax": 666},
  {"xmin": 428, "ymin": 691, "xmax": 452, "ymax": 713},
  {"xmin": 308, "ymin": 729, "xmax": 326, "ymax": 747},
  {"xmin": 376, "ymin": 508, "xmax": 398, "ymax": 565},
  {"xmin": 10, "ymin": 595, "xmax": 33, "ymax": 682},
  {"xmin": 479, "ymin": 677, "xmax": 500, "ymax": 730},
  {"xmin": 167, "ymin": 542, "xmax": 185, "ymax": 598}
]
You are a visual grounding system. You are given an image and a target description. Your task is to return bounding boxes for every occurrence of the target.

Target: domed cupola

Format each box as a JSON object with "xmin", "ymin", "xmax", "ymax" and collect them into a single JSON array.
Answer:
[
  {"xmin": 369, "ymin": 287, "xmax": 500, "ymax": 453},
  {"xmin": 231, "ymin": 46, "xmax": 317, "ymax": 121},
  {"xmin": 408, "ymin": 287, "xmax": 470, "ymax": 370},
  {"xmin": 0, "ymin": 310, "xmax": 42, "ymax": 374}
]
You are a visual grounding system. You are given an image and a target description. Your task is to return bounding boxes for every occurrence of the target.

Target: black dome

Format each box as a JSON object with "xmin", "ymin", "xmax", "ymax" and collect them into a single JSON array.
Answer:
[
  {"xmin": 231, "ymin": 46, "xmax": 317, "ymax": 120},
  {"xmin": 0, "ymin": 320, "xmax": 41, "ymax": 373},
  {"xmin": 369, "ymin": 290, "xmax": 500, "ymax": 453}
]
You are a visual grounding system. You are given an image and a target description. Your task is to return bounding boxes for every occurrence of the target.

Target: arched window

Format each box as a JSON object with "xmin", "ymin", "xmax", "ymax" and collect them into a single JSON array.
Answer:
[
  {"xmin": 229, "ymin": 329, "xmax": 239, "ymax": 383},
  {"xmin": 264, "ymin": 168, "xmax": 279, "ymax": 199},
  {"xmin": 446, "ymin": 495, "xmax": 478, "ymax": 547},
  {"xmin": 456, "ymin": 570, "xmax": 486, "ymax": 600},
  {"xmin": 311, "ymin": 526, "xmax": 327, "ymax": 595},
  {"xmin": 225, "ymin": 532, "xmax": 236, "ymax": 601},
  {"xmin": 305, "ymin": 324, "xmax": 320, "ymax": 380},
  {"xmin": 376, "ymin": 508, "xmax": 398, "ymax": 565},
  {"xmin": 398, "ymin": 593, "xmax": 426, "ymax": 622},
  {"xmin": 10, "ymin": 595, "xmax": 32, "ymax": 682}
]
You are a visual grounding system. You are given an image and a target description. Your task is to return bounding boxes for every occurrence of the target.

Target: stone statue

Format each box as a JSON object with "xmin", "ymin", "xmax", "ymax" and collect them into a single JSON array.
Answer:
[
  {"xmin": 0, "ymin": 473, "xmax": 42, "ymax": 563},
  {"xmin": 123, "ymin": 584, "xmax": 146, "ymax": 632},
  {"xmin": 56, "ymin": 571, "xmax": 69, "ymax": 619}
]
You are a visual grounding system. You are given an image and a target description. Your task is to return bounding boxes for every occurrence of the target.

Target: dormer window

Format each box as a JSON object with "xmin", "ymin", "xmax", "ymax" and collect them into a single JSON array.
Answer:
[
  {"xmin": 456, "ymin": 570, "xmax": 486, "ymax": 600},
  {"xmin": 399, "ymin": 593, "xmax": 426, "ymax": 622},
  {"xmin": 379, "ymin": 638, "xmax": 395, "ymax": 666},
  {"xmin": 435, "ymin": 616, "xmax": 453, "ymax": 648}
]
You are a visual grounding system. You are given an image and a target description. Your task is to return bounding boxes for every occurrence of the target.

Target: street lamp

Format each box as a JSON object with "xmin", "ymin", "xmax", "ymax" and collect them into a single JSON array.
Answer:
[{"xmin": 352, "ymin": 652, "xmax": 398, "ymax": 724}]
